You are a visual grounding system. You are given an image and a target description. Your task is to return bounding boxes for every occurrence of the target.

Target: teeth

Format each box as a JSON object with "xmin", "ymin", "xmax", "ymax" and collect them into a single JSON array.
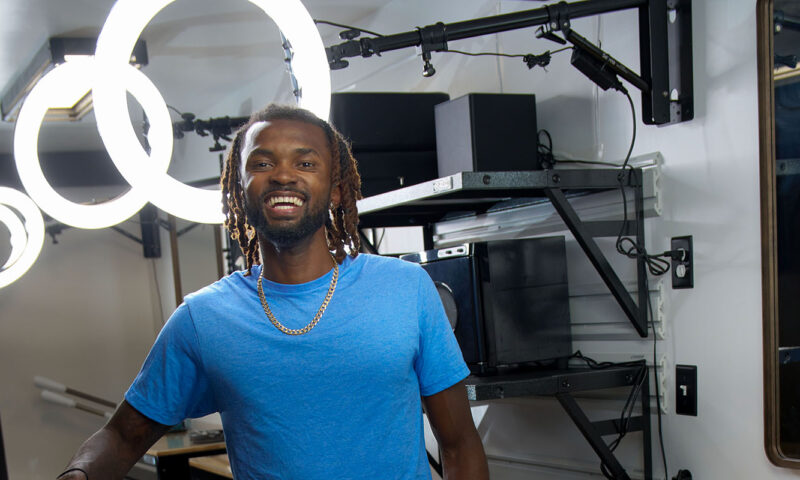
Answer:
[{"xmin": 268, "ymin": 196, "xmax": 304, "ymax": 207}]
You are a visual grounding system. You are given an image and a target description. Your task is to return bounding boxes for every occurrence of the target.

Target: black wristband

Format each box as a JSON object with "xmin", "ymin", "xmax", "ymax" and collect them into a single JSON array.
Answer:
[{"xmin": 57, "ymin": 467, "xmax": 88, "ymax": 479}]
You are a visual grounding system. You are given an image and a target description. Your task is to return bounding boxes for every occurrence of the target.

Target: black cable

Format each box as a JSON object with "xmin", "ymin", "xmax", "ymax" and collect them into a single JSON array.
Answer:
[
  {"xmin": 166, "ymin": 104, "xmax": 183, "ymax": 116},
  {"xmin": 611, "ymin": 83, "xmax": 669, "ymax": 480},
  {"xmin": 621, "ymin": 89, "xmax": 636, "ymax": 170},
  {"xmin": 556, "ymin": 159, "xmax": 623, "ymax": 167},
  {"xmin": 313, "ymin": 19, "xmax": 384, "ymax": 37},
  {"xmin": 445, "ymin": 45, "xmax": 572, "ymax": 59},
  {"xmin": 446, "ymin": 49, "xmax": 526, "ymax": 58}
]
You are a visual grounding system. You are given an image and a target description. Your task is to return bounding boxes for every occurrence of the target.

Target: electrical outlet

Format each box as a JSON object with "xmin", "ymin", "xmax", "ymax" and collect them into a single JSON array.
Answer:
[
  {"xmin": 671, "ymin": 235, "xmax": 693, "ymax": 289},
  {"xmin": 675, "ymin": 364, "xmax": 697, "ymax": 416}
]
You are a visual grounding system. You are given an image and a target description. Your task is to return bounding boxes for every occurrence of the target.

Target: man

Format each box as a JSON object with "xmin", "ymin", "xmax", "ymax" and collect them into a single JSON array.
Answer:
[{"xmin": 57, "ymin": 104, "xmax": 489, "ymax": 479}]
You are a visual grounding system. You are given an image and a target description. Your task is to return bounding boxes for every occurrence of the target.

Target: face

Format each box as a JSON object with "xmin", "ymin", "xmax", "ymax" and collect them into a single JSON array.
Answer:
[{"xmin": 239, "ymin": 119, "xmax": 340, "ymax": 249}]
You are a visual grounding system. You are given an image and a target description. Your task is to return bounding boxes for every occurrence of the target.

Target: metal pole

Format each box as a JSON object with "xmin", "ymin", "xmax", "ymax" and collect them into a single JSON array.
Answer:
[
  {"xmin": 168, "ymin": 215, "xmax": 183, "ymax": 306},
  {"xmin": 327, "ymin": 0, "xmax": 646, "ymax": 60}
]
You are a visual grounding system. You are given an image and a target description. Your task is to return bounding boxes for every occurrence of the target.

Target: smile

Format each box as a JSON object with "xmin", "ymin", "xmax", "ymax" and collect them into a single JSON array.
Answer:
[{"xmin": 267, "ymin": 195, "xmax": 305, "ymax": 209}]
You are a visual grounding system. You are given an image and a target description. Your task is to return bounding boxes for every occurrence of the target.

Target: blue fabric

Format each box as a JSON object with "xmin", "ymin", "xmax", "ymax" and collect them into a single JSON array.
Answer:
[{"xmin": 125, "ymin": 254, "xmax": 469, "ymax": 480}]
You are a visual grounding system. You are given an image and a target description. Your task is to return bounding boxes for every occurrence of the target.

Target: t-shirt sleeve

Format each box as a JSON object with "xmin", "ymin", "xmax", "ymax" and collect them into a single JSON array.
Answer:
[
  {"xmin": 413, "ymin": 269, "xmax": 470, "ymax": 396},
  {"xmin": 125, "ymin": 303, "xmax": 216, "ymax": 426}
]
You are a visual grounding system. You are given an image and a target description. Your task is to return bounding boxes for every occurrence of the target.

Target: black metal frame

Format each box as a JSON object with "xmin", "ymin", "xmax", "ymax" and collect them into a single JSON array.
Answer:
[
  {"xmin": 466, "ymin": 366, "xmax": 652, "ymax": 480},
  {"xmin": 326, "ymin": 0, "xmax": 693, "ymax": 125},
  {"xmin": 357, "ymin": 168, "xmax": 649, "ymax": 337}
]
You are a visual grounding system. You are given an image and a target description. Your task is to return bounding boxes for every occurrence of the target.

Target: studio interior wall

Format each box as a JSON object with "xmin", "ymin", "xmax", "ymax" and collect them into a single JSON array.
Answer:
[
  {"xmin": 316, "ymin": 0, "xmax": 790, "ymax": 478},
  {"xmin": 0, "ymin": 0, "xmax": 791, "ymax": 479}
]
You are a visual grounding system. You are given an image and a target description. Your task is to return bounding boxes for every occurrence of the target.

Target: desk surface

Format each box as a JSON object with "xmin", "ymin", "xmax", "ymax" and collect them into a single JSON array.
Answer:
[
  {"xmin": 145, "ymin": 431, "xmax": 226, "ymax": 457},
  {"xmin": 189, "ymin": 454, "xmax": 232, "ymax": 478}
]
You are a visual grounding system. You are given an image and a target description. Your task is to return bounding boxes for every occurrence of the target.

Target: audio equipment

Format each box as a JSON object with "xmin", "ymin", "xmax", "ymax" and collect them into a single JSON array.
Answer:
[
  {"xmin": 330, "ymin": 92, "xmax": 449, "ymax": 196},
  {"xmin": 434, "ymin": 93, "xmax": 540, "ymax": 177},
  {"xmin": 402, "ymin": 237, "xmax": 571, "ymax": 375}
]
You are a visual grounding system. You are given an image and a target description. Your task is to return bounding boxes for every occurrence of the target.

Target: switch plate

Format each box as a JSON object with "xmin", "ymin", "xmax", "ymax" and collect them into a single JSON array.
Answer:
[
  {"xmin": 675, "ymin": 364, "xmax": 697, "ymax": 416},
  {"xmin": 671, "ymin": 235, "xmax": 693, "ymax": 289}
]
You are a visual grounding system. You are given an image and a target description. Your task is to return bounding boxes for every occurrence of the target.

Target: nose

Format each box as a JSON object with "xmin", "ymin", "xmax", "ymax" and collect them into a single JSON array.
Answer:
[{"xmin": 269, "ymin": 161, "xmax": 298, "ymax": 185}]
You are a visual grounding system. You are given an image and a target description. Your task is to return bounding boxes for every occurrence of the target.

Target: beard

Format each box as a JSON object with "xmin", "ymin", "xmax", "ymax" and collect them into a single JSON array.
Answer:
[{"xmin": 244, "ymin": 190, "xmax": 329, "ymax": 249}]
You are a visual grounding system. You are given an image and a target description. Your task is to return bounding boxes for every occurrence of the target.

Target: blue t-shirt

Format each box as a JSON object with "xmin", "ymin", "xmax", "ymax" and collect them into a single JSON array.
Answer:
[{"xmin": 125, "ymin": 254, "xmax": 469, "ymax": 479}]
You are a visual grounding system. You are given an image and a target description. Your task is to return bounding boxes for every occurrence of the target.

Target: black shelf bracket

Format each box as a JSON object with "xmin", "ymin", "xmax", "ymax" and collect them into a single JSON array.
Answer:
[
  {"xmin": 555, "ymin": 366, "xmax": 652, "ymax": 480},
  {"xmin": 466, "ymin": 365, "xmax": 652, "ymax": 479},
  {"xmin": 544, "ymin": 169, "xmax": 648, "ymax": 337}
]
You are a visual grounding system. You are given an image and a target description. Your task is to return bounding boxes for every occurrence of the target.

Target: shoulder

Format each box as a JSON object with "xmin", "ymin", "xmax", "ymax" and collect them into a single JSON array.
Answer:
[
  {"xmin": 183, "ymin": 269, "xmax": 255, "ymax": 307},
  {"xmin": 350, "ymin": 253, "xmax": 426, "ymax": 279}
]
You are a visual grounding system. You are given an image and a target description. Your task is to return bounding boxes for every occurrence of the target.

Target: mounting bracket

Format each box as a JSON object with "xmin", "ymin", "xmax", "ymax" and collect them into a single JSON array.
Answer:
[{"xmin": 326, "ymin": 0, "xmax": 693, "ymax": 125}]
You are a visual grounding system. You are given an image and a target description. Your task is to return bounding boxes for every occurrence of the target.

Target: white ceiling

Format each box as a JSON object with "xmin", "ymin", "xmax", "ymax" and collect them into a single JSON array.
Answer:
[{"xmin": 0, "ymin": 0, "xmax": 394, "ymax": 154}]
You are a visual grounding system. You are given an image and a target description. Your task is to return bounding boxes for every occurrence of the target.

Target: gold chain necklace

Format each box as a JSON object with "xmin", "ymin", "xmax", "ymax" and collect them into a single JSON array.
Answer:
[{"xmin": 256, "ymin": 254, "xmax": 338, "ymax": 335}]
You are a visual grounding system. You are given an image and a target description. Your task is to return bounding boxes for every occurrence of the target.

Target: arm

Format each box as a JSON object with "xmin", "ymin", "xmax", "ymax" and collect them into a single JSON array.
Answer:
[
  {"xmin": 58, "ymin": 400, "xmax": 171, "ymax": 480},
  {"xmin": 422, "ymin": 381, "xmax": 489, "ymax": 480}
]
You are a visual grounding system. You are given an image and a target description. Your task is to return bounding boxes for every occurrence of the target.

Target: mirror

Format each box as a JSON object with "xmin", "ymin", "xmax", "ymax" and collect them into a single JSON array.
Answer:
[{"xmin": 760, "ymin": 0, "xmax": 800, "ymax": 466}]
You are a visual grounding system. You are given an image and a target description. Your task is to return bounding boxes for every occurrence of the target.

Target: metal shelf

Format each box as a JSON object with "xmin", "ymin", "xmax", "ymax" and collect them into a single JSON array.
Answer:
[
  {"xmin": 357, "ymin": 168, "xmax": 649, "ymax": 337},
  {"xmin": 465, "ymin": 365, "xmax": 652, "ymax": 480}
]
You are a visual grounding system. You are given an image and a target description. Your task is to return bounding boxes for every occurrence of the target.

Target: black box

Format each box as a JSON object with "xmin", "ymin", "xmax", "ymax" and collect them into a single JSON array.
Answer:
[
  {"xmin": 330, "ymin": 92, "xmax": 449, "ymax": 151},
  {"xmin": 435, "ymin": 93, "xmax": 539, "ymax": 177},
  {"xmin": 401, "ymin": 237, "xmax": 571, "ymax": 375},
  {"xmin": 330, "ymin": 92, "xmax": 449, "ymax": 197}
]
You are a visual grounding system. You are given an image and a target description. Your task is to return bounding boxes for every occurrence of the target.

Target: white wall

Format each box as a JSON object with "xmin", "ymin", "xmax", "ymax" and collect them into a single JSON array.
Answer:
[
  {"xmin": 0, "ymin": 0, "xmax": 794, "ymax": 479},
  {"xmin": 332, "ymin": 0, "xmax": 797, "ymax": 478}
]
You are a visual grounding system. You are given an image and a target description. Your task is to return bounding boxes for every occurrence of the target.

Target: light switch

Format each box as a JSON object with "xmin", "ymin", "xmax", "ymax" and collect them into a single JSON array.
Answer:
[{"xmin": 675, "ymin": 364, "xmax": 697, "ymax": 416}]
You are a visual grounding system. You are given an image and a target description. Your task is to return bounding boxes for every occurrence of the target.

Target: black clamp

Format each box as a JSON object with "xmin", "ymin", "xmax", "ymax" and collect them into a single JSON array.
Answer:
[
  {"xmin": 546, "ymin": 1, "xmax": 572, "ymax": 34},
  {"xmin": 417, "ymin": 22, "xmax": 448, "ymax": 77}
]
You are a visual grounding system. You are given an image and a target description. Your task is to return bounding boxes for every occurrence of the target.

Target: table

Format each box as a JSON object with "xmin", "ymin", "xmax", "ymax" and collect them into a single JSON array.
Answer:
[
  {"xmin": 189, "ymin": 454, "xmax": 232, "ymax": 480},
  {"xmin": 139, "ymin": 431, "xmax": 226, "ymax": 480}
]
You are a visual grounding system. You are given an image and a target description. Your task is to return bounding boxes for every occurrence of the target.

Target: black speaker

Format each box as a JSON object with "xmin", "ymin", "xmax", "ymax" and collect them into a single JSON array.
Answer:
[
  {"xmin": 434, "ymin": 93, "xmax": 540, "ymax": 177},
  {"xmin": 402, "ymin": 237, "xmax": 571, "ymax": 375},
  {"xmin": 330, "ymin": 92, "xmax": 449, "ymax": 196}
]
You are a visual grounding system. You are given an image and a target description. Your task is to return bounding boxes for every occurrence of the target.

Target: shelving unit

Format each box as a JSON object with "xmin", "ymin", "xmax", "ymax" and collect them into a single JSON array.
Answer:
[
  {"xmin": 357, "ymin": 167, "xmax": 653, "ymax": 480},
  {"xmin": 358, "ymin": 168, "xmax": 649, "ymax": 337}
]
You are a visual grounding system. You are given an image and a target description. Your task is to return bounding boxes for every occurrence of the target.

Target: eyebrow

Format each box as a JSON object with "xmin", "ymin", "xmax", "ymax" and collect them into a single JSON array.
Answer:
[{"xmin": 246, "ymin": 147, "xmax": 319, "ymax": 161}]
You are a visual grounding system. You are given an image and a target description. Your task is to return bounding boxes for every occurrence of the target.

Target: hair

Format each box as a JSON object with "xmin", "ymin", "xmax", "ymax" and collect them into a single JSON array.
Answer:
[{"xmin": 220, "ymin": 104, "xmax": 362, "ymax": 274}]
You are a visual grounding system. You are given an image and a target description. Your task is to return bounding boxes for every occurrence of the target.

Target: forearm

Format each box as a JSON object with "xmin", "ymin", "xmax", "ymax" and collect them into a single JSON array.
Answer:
[
  {"xmin": 441, "ymin": 432, "xmax": 490, "ymax": 480},
  {"xmin": 59, "ymin": 400, "xmax": 170, "ymax": 480},
  {"xmin": 60, "ymin": 425, "xmax": 147, "ymax": 480}
]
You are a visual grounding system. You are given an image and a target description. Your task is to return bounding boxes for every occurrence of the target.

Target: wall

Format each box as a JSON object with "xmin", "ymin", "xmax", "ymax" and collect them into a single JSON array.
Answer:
[
  {"xmin": 324, "ymin": 0, "xmax": 796, "ymax": 478},
  {"xmin": 0, "ymin": 0, "xmax": 792, "ymax": 479}
]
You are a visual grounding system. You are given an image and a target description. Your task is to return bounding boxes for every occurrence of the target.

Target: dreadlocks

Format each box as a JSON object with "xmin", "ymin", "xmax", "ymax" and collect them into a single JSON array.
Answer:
[{"xmin": 220, "ymin": 104, "xmax": 362, "ymax": 274}]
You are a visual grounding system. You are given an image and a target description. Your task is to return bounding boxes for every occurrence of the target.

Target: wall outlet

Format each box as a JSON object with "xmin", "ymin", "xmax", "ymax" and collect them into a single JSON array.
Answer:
[{"xmin": 671, "ymin": 235, "xmax": 693, "ymax": 289}]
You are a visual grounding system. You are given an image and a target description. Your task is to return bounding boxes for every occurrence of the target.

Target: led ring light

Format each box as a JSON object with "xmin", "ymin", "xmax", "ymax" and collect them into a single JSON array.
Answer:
[
  {"xmin": 0, "ymin": 187, "xmax": 45, "ymax": 289},
  {"xmin": 93, "ymin": 0, "xmax": 331, "ymax": 224},
  {"xmin": 14, "ymin": 57, "xmax": 172, "ymax": 229},
  {"xmin": 0, "ymin": 204, "xmax": 26, "ymax": 269}
]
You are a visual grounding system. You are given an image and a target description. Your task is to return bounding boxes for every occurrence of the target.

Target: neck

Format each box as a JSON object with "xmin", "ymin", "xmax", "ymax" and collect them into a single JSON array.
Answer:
[{"xmin": 258, "ymin": 229, "xmax": 336, "ymax": 284}]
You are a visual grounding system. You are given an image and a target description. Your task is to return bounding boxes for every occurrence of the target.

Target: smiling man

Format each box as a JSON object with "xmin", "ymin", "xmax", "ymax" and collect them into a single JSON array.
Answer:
[{"xmin": 57, "ymin": 104, "xmax": 489, "ymax": 480}]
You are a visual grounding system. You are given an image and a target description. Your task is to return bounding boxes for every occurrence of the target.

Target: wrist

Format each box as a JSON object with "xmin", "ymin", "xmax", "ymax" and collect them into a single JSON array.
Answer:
[{"xmin": 57, "ymin": 467, "xmax": 88, "ymax": 479}]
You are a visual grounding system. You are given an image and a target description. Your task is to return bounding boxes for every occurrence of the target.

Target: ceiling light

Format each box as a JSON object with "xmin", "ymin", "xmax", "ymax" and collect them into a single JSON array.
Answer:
[{"xmin": 0, "ymin": 37, "xmax": 147, "ymax": 122}]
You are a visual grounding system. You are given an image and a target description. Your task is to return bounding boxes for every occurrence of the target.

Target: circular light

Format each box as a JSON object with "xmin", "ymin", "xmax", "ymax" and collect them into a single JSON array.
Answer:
[
  {"xmin": 13, "ymin": 58, "xmax": 172, "ymax": 229},
  {"xmin": 0, "ymin": 187, "xmax": 45, "ymax": 289},
  {"xmin": 93, "ymin": 0, "xmax": 331, "ymax": 224},
  {"xmin": 0, "ymin": 204, "xmax": 26, "ymax": 269}
]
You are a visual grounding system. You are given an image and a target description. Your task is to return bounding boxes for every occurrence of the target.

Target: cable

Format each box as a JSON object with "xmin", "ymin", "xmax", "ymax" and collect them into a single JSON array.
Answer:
[
  {"xmin": 446, "ymin": 49, "xmax": 526, "ymax": 58},
  {"xmin": 166, "ymin": 104, "xmax": 183, "ymax": 116},
  {"xmin": 313, "ymin": 19, "xmax": 384, "ymax": 38},
  {"xmin": 610, "ymin": 83, "xmax": 668, "ymax": 480},
  {"xmin": 620, "ymin": 90, "xmax": 636, "ymax": 171}
]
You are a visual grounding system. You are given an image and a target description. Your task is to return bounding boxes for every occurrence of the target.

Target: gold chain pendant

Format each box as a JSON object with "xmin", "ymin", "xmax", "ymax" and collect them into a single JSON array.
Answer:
[{"xmin": 256, "ymin": 254, "xmax": 338, "ymax": 335}]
